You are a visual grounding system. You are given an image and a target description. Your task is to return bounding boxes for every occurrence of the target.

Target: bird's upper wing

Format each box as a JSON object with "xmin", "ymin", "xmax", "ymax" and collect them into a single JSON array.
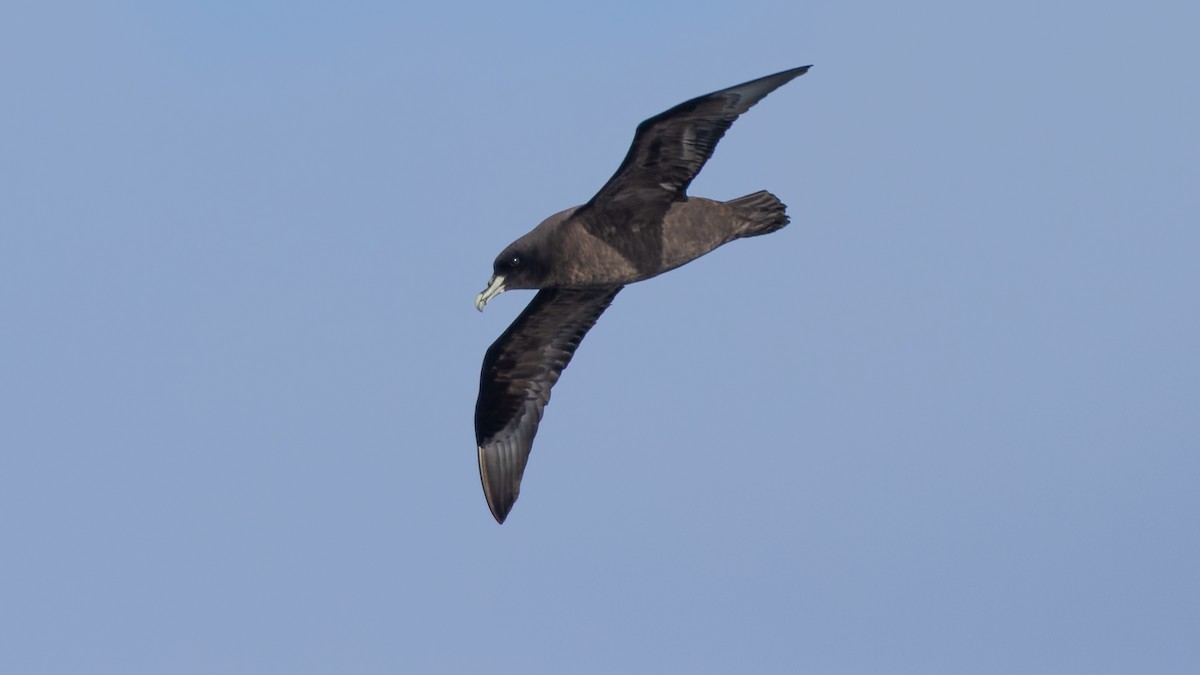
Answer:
[
  {"xmin": 475, "ymin": 286, "xmax": 622, "ymax": 523},
  {"xmin": 572, "ymin": 66, "xmax": 810, "ymax": 271}
]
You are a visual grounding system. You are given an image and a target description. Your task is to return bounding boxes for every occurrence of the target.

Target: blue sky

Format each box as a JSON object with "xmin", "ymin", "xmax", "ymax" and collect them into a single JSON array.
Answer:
[{"xmin": 2, "ymin": 1, "xmax": 1198, "ymax": 673}]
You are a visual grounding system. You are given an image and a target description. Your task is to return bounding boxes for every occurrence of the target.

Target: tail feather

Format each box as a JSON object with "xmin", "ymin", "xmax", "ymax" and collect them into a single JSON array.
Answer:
[{"xmin": 726, "ymin": 190, "xmax": 789, "ymax": 238}]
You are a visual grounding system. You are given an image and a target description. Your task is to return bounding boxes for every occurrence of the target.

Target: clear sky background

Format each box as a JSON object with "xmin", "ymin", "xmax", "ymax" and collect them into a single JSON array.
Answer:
[{"xmin": 2, "ymin": 1, "xmax": 1198, "ymax": 673}]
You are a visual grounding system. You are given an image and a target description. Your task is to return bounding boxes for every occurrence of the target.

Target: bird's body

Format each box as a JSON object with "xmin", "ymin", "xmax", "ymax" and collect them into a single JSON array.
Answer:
[
  {"xmin": 490, "ymin": 193, "xmax": 788, "ymax": 290},
  {"xmin": 474, "ymin": 66, "xmax": 811, "ymax": 523}
]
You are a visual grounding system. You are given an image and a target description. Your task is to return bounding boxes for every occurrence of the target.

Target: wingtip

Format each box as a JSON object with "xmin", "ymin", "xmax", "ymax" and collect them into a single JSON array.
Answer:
[
  {"xmin": 487, "ymin": 497, "xmax": 514, "ymax": 524},
  {"xmin": 478, "ymin": 444, "xmax": 518, "ymax": 524},
  {"xmin": 486, "ymin": 491, "xmax": 516, "ymax": 524},
  {"xmin": 491, "ymin": 508, "xmax": 509, "ymax": 525},
  {"xmin": 752, "ymin": 65, "xmax": 811, "ymax": 89}
]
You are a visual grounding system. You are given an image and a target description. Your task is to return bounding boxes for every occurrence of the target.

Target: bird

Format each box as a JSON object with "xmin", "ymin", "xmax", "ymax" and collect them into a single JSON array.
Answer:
[{"xmin": 473, "ymin": 65, "xmax": 811, "ymax": 523}]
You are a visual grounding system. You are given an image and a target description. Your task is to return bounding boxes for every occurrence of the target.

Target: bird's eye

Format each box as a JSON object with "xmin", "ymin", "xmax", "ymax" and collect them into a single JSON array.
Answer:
[{"xmin": 508, "ymin": 256, "xmax": 521, "ymax": 268}]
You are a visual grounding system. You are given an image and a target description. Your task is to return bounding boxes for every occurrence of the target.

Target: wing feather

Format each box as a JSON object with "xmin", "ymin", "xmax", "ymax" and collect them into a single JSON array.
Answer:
[
  {"xmin": 573, "ymin": 65, "xmax": 810, "ymax": 273},
  {"xmin": 475, "ymin": 286, "xmax": 622, "ymax": 523}
]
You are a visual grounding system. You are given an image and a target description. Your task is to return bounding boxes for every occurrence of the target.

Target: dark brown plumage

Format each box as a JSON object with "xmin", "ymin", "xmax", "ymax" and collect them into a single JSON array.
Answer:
[{"xmin": 474, "ymin": 65, "xmax": 811, "ymax": 523}]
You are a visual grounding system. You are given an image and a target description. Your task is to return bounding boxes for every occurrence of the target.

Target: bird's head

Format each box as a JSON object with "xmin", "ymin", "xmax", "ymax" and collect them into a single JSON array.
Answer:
[
  {"xmin": 474, "ymin": 243, "xmax": 550, "ymax": 311},
  {"xmin": 475, "ymin": 208, "xmax": 578, "ymax": 311}
]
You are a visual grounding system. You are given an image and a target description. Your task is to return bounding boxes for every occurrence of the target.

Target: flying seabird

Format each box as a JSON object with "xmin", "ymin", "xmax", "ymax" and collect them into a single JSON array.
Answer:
[{"xmin": 474, "ymin": 65, "xmax": 812, "ymax": 523}]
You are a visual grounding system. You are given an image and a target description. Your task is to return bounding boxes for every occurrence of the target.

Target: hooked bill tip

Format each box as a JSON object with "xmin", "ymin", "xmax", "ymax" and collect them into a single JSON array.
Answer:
[{"xmin": 474, "ymin": 275, "xmax": 505, "ymax": 312}]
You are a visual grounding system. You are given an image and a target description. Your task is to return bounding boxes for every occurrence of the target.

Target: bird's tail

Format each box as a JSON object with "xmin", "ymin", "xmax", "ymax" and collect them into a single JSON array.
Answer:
[{"xmin": 725, "ymin": 190, "xmax": 790, "ymax": 238}]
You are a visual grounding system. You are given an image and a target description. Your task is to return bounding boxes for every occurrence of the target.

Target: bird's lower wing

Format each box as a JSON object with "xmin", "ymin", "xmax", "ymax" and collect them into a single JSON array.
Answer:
[{"xmin": 475, "ymin": 286, "xmax": 622, "ymax": 523}]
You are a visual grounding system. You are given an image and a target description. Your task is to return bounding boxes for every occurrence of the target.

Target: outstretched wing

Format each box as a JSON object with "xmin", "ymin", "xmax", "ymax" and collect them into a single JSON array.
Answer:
[
  {"xmin": 574, "ymin": 65, "xmax": 810, "ymax": 272},
  {"xmin": 475, "ymin": 286, "xmax": 622, "ymax": 523}
]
